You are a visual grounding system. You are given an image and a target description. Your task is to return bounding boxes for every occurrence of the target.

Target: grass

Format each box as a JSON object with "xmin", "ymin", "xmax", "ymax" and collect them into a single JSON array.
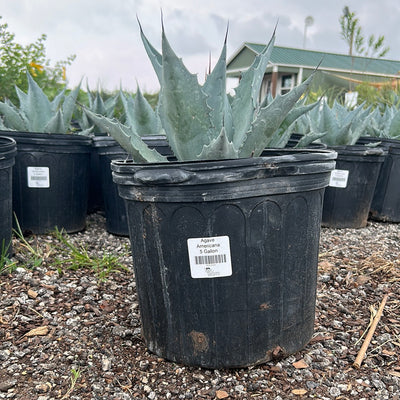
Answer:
[
  {"xmin": 12, "ymin": 215, "xmax": 45, "ymax": 269},
  {"xmin": 2, "ymin": 215, "xmax": 129, "ymax": 283},
  {"xmin": 61, "ymin": 367, "xmax": 81, "ymax": 399},
  {"xmin": 0, "ymin": 239, "xmax": 17, "ymax": 274},
  {"xmin": 52, "ymin": 227, "xmax": 129, "ymax": 282}
]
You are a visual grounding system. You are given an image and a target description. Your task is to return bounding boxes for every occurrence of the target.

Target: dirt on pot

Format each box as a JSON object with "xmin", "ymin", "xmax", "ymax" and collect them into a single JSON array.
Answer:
[{"xmin": 0, "ymin": 213, "xmax": 399, "ymax": 399}]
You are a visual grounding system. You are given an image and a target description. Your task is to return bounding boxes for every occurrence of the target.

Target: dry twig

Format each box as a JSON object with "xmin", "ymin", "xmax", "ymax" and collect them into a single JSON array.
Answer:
[{"xmin": 353, "ymin": 293, "xmax": 390, "ymax": 369}]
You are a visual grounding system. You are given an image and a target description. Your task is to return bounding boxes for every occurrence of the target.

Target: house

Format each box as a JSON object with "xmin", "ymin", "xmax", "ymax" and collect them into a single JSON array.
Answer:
[{"xmin": 226, "ymin": 43, "xmax": 400, "ymax": 99}]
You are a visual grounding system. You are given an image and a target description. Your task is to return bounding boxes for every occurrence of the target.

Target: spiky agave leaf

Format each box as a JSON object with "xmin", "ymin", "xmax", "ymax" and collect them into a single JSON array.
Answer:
[
  {"xmin": 62, "ymin": 83, "xmax": 81, "ymax": 130},
  {"xmin": 92, "ymin": 92, "xmax": 107, "ymax": 115},
  {"xmin": 50, "ymin": 89, "xmax": 66, "ymax": 114},
  {"xmin": 295, "ymin": 131, "xmax": 327, "ymax": 148},
  {"xmin": 15, "ymin": 86, "xmax": 28, "ymax": 110},
  {"xmin": 103, "ymin": 95, "xmax": 118, "ymax": 118},
  {"xmin": 138, "ymin": 18, "xmax": 163, "ymax": 83},
  {"xmin": 157, "ymin": 24, "xmax": 213, "ymax": 161},
  {"xmin": 238, "ymin": 73, "xmax": 315, "ymax": 157},
  {"xmin": 120, "ymin": 87, "xmax": 163, "ymax": 137},
  {"xmin": 25, "ymin": 73, "xmax": 54, "ymax": 132},
  {"xmin": 266, "ymin": 99, "xmax": 321, "ymax": 148},
  {"xmin": 0, "ymin": 101, "xmax": 27, "ymax": 131},
  {"xmin": 82, "ymin": 107, "xmax": 167, "ymax": 163},
  {"xmin": 0, "ymin": 117, "xmax": 8, "ymax": 130},
  {"xmin": 202, "ymin": 27, "xmax": 234, "ymax": 142},
  {"xmin": 231, "ymin": 30, "xmax": 276, "ymax": 149},
  {"xmin": 197, "ymin": 127, "xmax": 238, "ymax": 160},
  {"xmin": 388, "ymin": 109, "xmax": 400, "ymax": 138},
  {"xmin": 44, "ymin": 109, "xmax": 66, "ymax": 134}
]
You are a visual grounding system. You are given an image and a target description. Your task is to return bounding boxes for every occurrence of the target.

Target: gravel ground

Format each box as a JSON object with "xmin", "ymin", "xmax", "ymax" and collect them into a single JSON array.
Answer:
[{"xmin": 1, "ymin": 212, "xmax": 399, "ymax": 400}]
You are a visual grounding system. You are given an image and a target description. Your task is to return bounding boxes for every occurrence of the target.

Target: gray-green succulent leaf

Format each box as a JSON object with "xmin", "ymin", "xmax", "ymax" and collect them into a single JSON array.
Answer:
[
  {"xmin": 82, "ymin": 107, "xmax": 167, "ymax": 163},
  {"xmin": 157, "ymin": 25, "xmax": 214, "ymax": 161},
  {"xmin": 295, "ymin": 131, "xmax": 328, "ymax": 148},
  {"xmin": 197, "ymin": 126, "xmax": 238, "ymax": 160},
  {"xmin": 120, "ymin": 87, "xmax": 163, "ymax": 137},
  {"xmin": 238, "ymin": 73, "xmax": 315, "ymax": 157}
]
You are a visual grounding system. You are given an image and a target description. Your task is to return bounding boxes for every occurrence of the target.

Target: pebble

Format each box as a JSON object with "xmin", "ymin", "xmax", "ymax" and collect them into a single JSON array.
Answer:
[
  {"xmin": 0, "ymin": 379, "xmax": 17, "ymax": 392},
  {"xmin": 0, "ymin": 350, "xmax": 11, "ymax": 361},
  {"xmin": 102, "ymin": 356, "xmax": 112, "ymax": 371}
]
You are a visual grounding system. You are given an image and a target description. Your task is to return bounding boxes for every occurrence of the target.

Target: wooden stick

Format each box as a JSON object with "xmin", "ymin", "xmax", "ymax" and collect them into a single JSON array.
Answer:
[{"xmin": 353, "ymin": 293, "xmax": 389, "ymax": 369}]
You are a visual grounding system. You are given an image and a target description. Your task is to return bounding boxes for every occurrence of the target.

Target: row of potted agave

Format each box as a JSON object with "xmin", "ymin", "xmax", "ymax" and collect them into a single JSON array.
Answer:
[
  {"xmin": 0, "ymin": 21, "xmax": 398, "ymax": 368},
  {"xmin": 294, "ymin": 99, "xmax": 400, "ymax": 227}
]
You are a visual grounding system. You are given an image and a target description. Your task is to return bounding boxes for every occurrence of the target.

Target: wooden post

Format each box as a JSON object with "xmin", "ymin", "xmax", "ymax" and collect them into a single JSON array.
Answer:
[{"xmin": 271, "ymin": 65, "xmax": 278, "ymax": 97}]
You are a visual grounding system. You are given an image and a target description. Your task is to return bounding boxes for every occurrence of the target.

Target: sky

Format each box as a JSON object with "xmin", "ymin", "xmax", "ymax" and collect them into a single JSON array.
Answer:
[{"xmin": 1, "ymin": 0, "xmax": 400, "ymax": 93}]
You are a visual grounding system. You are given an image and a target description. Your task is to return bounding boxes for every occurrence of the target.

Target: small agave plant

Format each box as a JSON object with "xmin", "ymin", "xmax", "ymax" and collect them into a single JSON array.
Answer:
[
  {"xmin": 77, "ymin": 83, "xmax": 119, "ymax": 134},
  {"xmin": 119, "ymin": 87, "xmax": 164, "ymax": 137},
  {"xmin": 365, "ymin": 104, "xmax": 400, "ymax": 139},
  {"xmin": 295, "ymin": 100, "xmax": 372, "ymax": 146},
  {"xmin": 0, "ymin": 73, "xmax": 89, "ymax": 135},
  {"xmin": 83, "ymin": 22, "xmax": 316, "ymax": 162}
]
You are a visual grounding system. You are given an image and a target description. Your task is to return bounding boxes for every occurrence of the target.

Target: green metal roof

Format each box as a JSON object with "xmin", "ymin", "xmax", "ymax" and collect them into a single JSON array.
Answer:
[{"xmin": 227, "ymin": 43, "xmax": 400, "ymax": 77}]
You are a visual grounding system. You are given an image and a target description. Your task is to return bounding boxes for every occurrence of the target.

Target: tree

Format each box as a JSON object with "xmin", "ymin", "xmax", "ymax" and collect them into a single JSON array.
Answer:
[
  {"xmin": 339, "ymin": 6, "xmax": 389, "ymax": 59},
  {"xmin": 0, "ymin": 16, "xmax": 76, "ymax": 104}
]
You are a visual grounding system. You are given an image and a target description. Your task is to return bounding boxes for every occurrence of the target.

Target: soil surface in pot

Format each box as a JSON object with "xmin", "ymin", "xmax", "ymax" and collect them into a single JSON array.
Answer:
[{"xmin": 1, "ymin": 213, "xmax": 399, "ymax": 399}]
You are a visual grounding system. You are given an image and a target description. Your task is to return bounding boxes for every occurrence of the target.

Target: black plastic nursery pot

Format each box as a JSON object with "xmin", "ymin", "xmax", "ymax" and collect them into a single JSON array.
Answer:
[
  {"xmin": 87, "ymin": 134, "xmax": 107, "ymax": 214},
  {"xmin": 357, "ymin": 137, "xmax": 400, "ymax": 222},
  {"xmin": 93, "ymin": 136, "xmax": 129, "ymax": 236},
  {"xmin": 111, "ymin": 148, "xmax": 337, "ymax": 368},
  {"xmin": 322, "ymin": 145, "xmax": 386, "ymax": 229},
  {"xmin": 93, "ymin": 135, "xmax": 171, "ymax": 236},
  {"xmin": 5, "ymin": 131, "xmax": 92, "ymax": 234},
  {"xmin": 0, "ymin": 136, "xmax": 17, "ymax": 257}
]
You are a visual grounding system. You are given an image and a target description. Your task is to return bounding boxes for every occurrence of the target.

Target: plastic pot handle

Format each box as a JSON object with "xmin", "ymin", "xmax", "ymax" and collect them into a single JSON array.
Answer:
[
  {"xmin": 134, "ymin": 168, "xmax": 193, "ymax": 184},
  {"xmin": 363, "ymin": 148, "xmax": 386, "ymax": 156}
]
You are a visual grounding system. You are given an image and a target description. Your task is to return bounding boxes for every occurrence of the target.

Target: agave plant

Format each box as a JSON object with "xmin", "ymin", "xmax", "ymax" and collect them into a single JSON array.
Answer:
[
  {"xmin": 365, "ymin": 104, "xmax": 400, "ymax": 139},
  {"xmin": 265, "ymin": 95, "xmax": 323, "ymax": 148},
  {"xmin": 119, "ymin": 87, "xmax": 164, "ymax": 137},
  {"xmin": 295, "ymin": 100, "xmax": 372, "ymax": 146},
  {"xmin": 0, "ymin": 73, "xmax": 89, "ymax": 135},
  {"xmin": 77, "ymin": 84, "xmax": 119, "ymax": 134},
  {"xmin": 83, "ymin": 23, "xmax": 316, "ymax": 162}
]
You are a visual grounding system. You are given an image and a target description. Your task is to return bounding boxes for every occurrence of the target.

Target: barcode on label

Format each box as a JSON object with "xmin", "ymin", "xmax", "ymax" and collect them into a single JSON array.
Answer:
[
  {"xmin": 333, "ymin": 177, "xmax": 347, "ymax": 181},
  {"xmin": 27, "ymin": 166, "xmax": 50, "ymax": 188},
  {"xmin": 187, "ymin": 236, "xmax": 232, "ymax": 278},
  {"xmin": 195, "ymin": 254, "xmax": 227, "ymax": 265}
]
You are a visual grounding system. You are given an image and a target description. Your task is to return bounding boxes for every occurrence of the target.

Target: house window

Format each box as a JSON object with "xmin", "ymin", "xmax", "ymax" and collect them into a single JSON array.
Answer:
[{"xmin": 280, "ymin": 74, "xmax": 295, "ymax": 95}]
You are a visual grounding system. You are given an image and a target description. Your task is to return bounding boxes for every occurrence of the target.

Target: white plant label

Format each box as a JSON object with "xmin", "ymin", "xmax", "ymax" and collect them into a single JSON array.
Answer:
[
  {"xmin": 329, "ymin": 169, "xmax": 349, "ymax": 188},
  {"xmin": 187, "ymin": 236, "xmax": 232, "ymax": 279},
  {"xmin": 27, "ymin": 167, "xmax": 50, "ymax": 188}
]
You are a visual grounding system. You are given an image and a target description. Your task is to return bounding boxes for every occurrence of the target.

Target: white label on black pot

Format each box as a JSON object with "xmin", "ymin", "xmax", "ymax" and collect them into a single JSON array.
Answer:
[
  {"xmin": 329, "ymin": 169, "xmax": 349, "ymax": 188},
  {"xmin": 27, "ymin": 167, "xmax": 50, "ymax": 188},
  {"xmin": 187, "ymin": 236, "xmax": 232, "ymax": 279}
]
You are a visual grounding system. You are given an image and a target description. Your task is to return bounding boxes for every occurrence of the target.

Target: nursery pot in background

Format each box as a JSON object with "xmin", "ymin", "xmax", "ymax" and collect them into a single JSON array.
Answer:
[
  {"xmin": 322, "ymin": 145, "xmax": 386, "ymax": 229},
  {"xmin": 5, "ymin": 131, "xmax": 92, "ymax": 234},
  {"xmin": 111, "ymin": 148, "xmax": 336, "ymax": 368},
  {"xmin": 0, "ymin": 136, "xmax": 17, "ymax": 257},
  {"xmin": 87, "ymin": 133, "xmax": 107, "ymax": 214},
  {"xmin": 93, "ymin": 135, "xmax": 129, "ymax": 236},
  {"xmin": 93, "ymin": 135, "xmax": 171, "ymax": 236},
  {"xmin": 357, "ymin": 137, "xmax": 400, "ymax": 222}
]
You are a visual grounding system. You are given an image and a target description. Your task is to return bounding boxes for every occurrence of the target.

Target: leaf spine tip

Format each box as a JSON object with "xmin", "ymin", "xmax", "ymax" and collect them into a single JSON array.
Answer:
[{"xmin": 224, "ymin": 22, "xmax": 229, "ymax": 44}]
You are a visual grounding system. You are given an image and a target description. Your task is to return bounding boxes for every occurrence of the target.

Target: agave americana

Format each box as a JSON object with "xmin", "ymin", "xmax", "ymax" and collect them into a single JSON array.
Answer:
[{"xmin": 83, "ymin": 22, "xmax": 317, "ymax": 162}]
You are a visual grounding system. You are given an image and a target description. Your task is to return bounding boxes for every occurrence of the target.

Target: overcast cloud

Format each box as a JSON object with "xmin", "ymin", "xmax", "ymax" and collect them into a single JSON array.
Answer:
[{"xmin": 1, "ymin": 0, "xmax": 400, "ymax": 93}]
